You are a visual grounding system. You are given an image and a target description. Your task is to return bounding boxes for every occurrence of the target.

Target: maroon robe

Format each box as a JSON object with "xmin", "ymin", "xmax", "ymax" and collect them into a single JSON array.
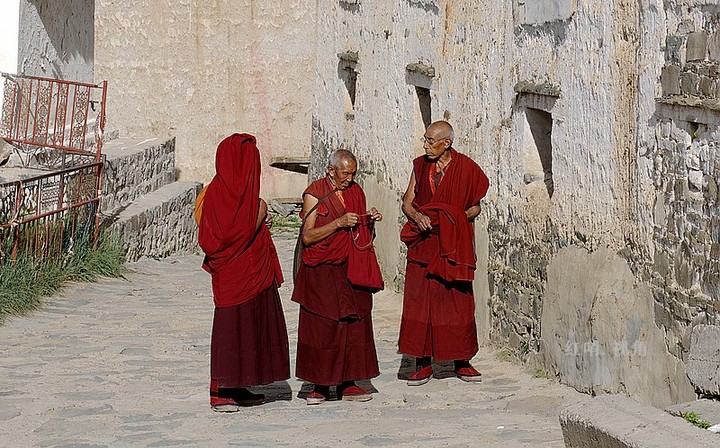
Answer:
[
  {"xmin": 398, "ymin": 149, "xmax": 489, "ymax": 361},
  {"xmin": 199, "ymin": 134, "xmax": 289, "ymax": 388},
  {"xmin": 292, "ymin": 177, "xmax": 381, "ymax": 386}
]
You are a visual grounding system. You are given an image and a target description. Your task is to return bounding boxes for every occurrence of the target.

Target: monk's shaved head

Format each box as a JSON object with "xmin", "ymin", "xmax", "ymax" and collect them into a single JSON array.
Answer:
[
  {"xmin": 327, "ymin": 149, "xmax": 357, "ymax": 168},
  {"xmin": 427, "ymin": 120, "xmax": 454, "ymax": 144}
]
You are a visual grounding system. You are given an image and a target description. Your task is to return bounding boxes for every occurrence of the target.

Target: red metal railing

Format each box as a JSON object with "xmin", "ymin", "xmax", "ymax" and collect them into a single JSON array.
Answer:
[
  {"xmin": 0, "ymin": 73, "xmax": 107, "ymax": 263},
  {"xmin": 0, "ymin": 72, "xmax": 107, "ymax": 167},
  {"xmin": 0, "ymin": 162, "xmax": 103, "ymax": 262}
]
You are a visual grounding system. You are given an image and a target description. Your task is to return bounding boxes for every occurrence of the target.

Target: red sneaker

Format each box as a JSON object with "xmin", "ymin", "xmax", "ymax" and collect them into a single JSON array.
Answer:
[
  {"xmin": 407, "ymin": 365, "xmax": 433, "ymax": 386},
  {"xmin": 210, "ymin": 396, "xmax": 241, "ymax": 413},
  {"xmin": 455, "ymin": 365, "xmax": 482, "ymax": 382},
  {"xmin": 306, "ymin": 391, "xmax": 327, "ymax": 405},
  {"xmin": 339, "ymin": 385, "xmax": 372, "ymax": 402}
]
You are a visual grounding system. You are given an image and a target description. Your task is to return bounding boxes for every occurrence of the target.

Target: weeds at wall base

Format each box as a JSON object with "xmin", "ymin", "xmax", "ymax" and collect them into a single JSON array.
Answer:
[{"xmin": 0, "ymin": 231, "xmax": 125, "ymax": 324}]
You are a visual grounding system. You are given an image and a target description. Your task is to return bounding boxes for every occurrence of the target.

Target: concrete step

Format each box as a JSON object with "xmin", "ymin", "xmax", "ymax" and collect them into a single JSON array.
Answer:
[
  {"xmin": 560, "ymin": 395, "xmax": 718, "ymax": 447},
  {"xmin": 106, "ymin": 180, "xmax": 203, "ymax": 262},
  {"xmin": 102, "ymin": 137, "xmax": 176, "ymax": 213}
]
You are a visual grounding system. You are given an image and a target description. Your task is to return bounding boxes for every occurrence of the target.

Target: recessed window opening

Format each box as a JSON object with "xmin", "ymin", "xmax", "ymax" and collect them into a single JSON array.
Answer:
[
  {"xmin": 340, "ymin": 65, "xmax": 358, "ymax": 109},
  {"xmin": 526, "ymin": 107, "xmax": 554, "ymax": 198},
  {"xmin": 415, "ymin": 86, "xmax": 431, "ymax": 129},
  {"xmin": 688, "ymin": 121, "xmax": 699, "ymax": 142}
]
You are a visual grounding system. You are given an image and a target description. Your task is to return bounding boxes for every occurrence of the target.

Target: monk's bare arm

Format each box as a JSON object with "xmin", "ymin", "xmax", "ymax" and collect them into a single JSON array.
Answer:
[
  {"xmin": 255, "ymin": 199, "xmax": 268, "ymax": 231},
  {"xmin": 402, "ymin": 171, "xmax": 432, "ymax": 231},
  {"xmin": 301, "ymin": 194, "xmax": 358, "ymax": 245}
]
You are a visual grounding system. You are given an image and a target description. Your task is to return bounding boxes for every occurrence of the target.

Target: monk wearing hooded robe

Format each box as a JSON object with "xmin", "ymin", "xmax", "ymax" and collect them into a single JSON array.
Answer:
[
  {"xmin": 399, "ymin": 120, "xmax": 490, "ymax": 386},
  {"xmin": 292, "ymin": 149, "xmax": 384, "ymax": 405},
  {"xmin": 198, "ymin": 133, "xmax": 290, "ymax": 412}
]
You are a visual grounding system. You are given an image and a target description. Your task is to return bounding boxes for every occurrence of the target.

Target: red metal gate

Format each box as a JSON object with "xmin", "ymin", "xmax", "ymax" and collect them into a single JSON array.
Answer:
[{"xmin": 0, "ymin": 73, "xmax": 107, "ymax": 263}]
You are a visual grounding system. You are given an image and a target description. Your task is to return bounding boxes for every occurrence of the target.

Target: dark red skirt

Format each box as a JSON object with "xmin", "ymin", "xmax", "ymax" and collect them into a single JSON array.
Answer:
[
  {"xmin": 293, "ymin": 262, "xmax": 379, "ymax": 385},
  {"xmin": 210, "ymin": 284, "xmax": 290, "ymax": 388},
  {"xmin": 398, "ymin": 261, "xmax": 478, "ymax": 361}
]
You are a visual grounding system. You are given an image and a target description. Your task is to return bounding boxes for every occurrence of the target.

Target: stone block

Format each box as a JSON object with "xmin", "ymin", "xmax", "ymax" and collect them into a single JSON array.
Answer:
[
  {"xmin": 661, "ymin": 65, "xmax": 681, "ymax": 96},
  {"xmin": 709, "ymin": 30, "xmax": 720, "ymax": 61},
  {"xmin": 687, "ymin": 324, "xmax": 720, "ymax": 396},
  {"xmin": 560, "ymin": 395, "xmax": 718, "ymax": 447},
  {"xmin": 666, "ymin": 35, "xmax": 684, "ymax": 63},
  {"xmin": 109, "ymin": 181, "xmax": 203, "ymax": 262},
  {"xmin": 102, "ymin": 137, "xmax": 177, "ymax": 214},
  {"xmin": 699, "ymin": 76, "xmax": 713, "ymax": 97},
  {"xmin": 666, "ymin": 398, "xmax": 720, "ymax": 427},
  {"xmin": 680, "ymin": 71, "xmax": 699, "ymax": 95},
  {"xmin": 687, "ymin": 32, "xmax": 708, "ymax": 62}
]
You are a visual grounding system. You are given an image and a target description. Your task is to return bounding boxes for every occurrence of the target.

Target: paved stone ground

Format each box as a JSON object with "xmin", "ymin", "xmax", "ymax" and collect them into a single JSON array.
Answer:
[{"xmin": 1, "ymin": 234, "xmax": 587, "ymax": 447}]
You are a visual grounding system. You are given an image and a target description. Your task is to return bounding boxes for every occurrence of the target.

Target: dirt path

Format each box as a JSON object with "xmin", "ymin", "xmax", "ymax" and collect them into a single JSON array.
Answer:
[{"xmin": 0, "ymin": 234, "xmax": 586, "ymax": 447}]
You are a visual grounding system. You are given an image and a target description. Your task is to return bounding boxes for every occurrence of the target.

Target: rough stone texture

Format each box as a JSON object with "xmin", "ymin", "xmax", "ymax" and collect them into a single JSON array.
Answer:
[
  {"xmin": 560, "ymin": 395, "xmax": 718, "ymax": 448},
  {"xmin": 541, "ymin": 247, "xmax": 695, "ymax": 408},
  {"xmin": 709, "ymin": 29, "xmax": 720, "ymax": 61},
  {"xmin": 517, "ymin": 0, "xmax": 573, "ymax": 25},
  {"xmin": 108, "ymin": 181, "xmax": 202, "ymax": 262},
  {"xmin": 102, "ymin": 137, "xmax": 177, "ymax": 213},
  {"xmin": 99, "ymin": 135, "xmax": 202, "ymax": 262},
  {"xmin": 661, "ymin": 64, "xmax": 681, "ymax": 96},
  {"xmin": 686, "ymin": 324, "xmax": 720, "ymax": 396},
  {"xmin": 686, "ymin": 31, "xmax": 708, "ymax": 62},
  {"xmin": 666, "ymin": 398, "xmax": 720, "ymax": 426},
  {"xmin": 17, "ymin": 0, "xmax": 93, "ymax": 82},
  {"xmin": 94, "ymin": 1, "xmax": 313, "ymax": 200},
  {"xmin": 307, "ymin": 0, "xmax": 720, "ymax": 408}
]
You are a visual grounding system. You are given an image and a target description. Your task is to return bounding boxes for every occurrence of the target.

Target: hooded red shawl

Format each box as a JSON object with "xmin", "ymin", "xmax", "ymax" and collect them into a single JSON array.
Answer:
[
  {"xmin": 198, "ymin": 133, "xmax": 283, "ymax": 307},
  {"xmin": 301, "ymin": 177, "xmax": 383, "ymax": 291},
  {"xmin": 401, "ymin": 150, "xmax": 489, "ymax": 282}
]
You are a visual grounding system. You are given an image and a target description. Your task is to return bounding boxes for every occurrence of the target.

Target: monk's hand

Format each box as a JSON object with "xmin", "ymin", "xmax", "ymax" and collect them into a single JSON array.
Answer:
[
  {"xmin": 465, "ymin": 204, "xmax": 482, "ymax": 220},
  {"xmin": 414, "ymin": 212, "xmax": 432, "ymax": 231},
  {"xmin": 367, "ymin": 207, "xmax": 383, "ymax": 222},
  {"xmin": 337, "ymin": 212, "xmax": 359, "ymax": 228},
  {"xmin": 265, "ymin": 213, "xmax": 273, "ymax": 228}
]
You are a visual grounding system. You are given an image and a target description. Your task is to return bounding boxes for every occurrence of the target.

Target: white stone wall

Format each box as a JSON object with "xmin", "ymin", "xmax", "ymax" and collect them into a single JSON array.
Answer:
[
  {"xmin": 311, "ymin": 0, "xmax": 712, "ymax": 406},
  {"xmin": 0, "ymin": 0, "xmax": 20, "ymax": 109},
  {"xmin": 17, "ymin": 0, "xmax": 94, "ymax": 82},
  {"xmin": 94, "ymin": 1, "xmax": 316, "ymax": 200}
]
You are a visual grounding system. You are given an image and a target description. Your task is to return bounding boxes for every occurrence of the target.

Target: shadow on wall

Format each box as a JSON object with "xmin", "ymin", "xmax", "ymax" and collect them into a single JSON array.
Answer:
[{"xmin": 22, "ymin": 0, "xmax": 94, "ymax": 79}]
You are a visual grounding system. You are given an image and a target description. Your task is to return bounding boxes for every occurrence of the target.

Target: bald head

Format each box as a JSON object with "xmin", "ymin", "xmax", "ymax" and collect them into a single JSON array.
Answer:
[
  {"xmin": 427, "ymin": 120, "xmax": 454, "ymax": 144},
  {"xmin": 327, "ymin": 149, "xmax": 357, "ymax": 168}
]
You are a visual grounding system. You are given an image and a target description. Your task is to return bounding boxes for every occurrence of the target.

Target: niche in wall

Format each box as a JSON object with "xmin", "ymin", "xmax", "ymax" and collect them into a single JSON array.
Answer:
[
  {"xmin": 525, "ymin": 107, "xmax": 554, "ymax": 198},
  {"xmin": 337, "ymin": 51, "xmax": 359, "ymax": 116},
  {"xmin": 406, "ymin": 61, "xmax": 435, "ymax": 155}
]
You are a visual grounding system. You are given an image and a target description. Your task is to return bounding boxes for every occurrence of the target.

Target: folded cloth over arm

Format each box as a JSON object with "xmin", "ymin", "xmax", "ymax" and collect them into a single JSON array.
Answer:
[{"xmin": 401, "ymin": 202, "xmax": 476, "ymax": 282}]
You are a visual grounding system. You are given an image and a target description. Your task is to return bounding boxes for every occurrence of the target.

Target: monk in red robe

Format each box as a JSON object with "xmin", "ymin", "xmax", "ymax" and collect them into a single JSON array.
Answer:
[
  {"xmin": 292, "ymin": 149, "xmax": 384, "ymax": 405},
  {"xmin": 399, "ymin": 120, "xmax": 490, "ymax": 386},
  {"xmin": 198, "ymin": 133, "xmax": 290, "ymax": 412}
]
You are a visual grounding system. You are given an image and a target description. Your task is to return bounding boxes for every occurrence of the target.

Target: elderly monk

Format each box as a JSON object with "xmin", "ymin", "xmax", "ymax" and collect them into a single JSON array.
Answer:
[
  {"xmin": 399, "ymin": 120, "xmax": 490, "ymax": 386},
  {"xmin": 292, "ymin": 149, "xmax": 384, "ymax": 405},
  {"xmin": 198, "ymin": 133, "xmax": 290, "ymax": 412}
]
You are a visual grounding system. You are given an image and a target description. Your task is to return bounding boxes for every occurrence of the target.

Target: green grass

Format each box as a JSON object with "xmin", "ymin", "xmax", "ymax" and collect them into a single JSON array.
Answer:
[
  {"xmin": 683, "ymin": 411, "xmax": 711, "ymax": 430},
  {"xmin": 270, "ymin": 213, "xmax": 302, "ymax": 236},
  {"xmin": 0, "ymin": 230, "xmax": 125, "ymax": 323}
]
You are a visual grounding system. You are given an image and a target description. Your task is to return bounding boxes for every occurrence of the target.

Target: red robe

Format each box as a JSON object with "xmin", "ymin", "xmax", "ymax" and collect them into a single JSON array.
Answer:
[
  {"xmin": 399, "ymin": 149, "xmax": 489, "ymax": 361},
  {"xmin": 199, "ymin": 134, "xmax": 283, "ymax": 308},
  {"xmin": 199, "ymin": 134, "xmax": 289, "ymax": 388},
  {"xmin": 292, "ymin": 177, "xmax": 381, "ymax": 385}
]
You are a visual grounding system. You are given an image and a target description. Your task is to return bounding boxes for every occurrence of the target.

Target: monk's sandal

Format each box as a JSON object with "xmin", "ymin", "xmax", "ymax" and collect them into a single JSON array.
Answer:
[{"xmin": 407, "ymin": 365, "xmax": 433, "ymax": 386}]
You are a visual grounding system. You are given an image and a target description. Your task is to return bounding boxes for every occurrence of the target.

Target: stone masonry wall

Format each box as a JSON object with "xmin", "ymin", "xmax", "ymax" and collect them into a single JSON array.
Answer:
[
  {"xmin": 101, "ymin": 138, "xmax": 176, "ymax": 214},
  {"xmin": 311, "ymin": 0, "xmax": 716, "ymax": 407}
]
